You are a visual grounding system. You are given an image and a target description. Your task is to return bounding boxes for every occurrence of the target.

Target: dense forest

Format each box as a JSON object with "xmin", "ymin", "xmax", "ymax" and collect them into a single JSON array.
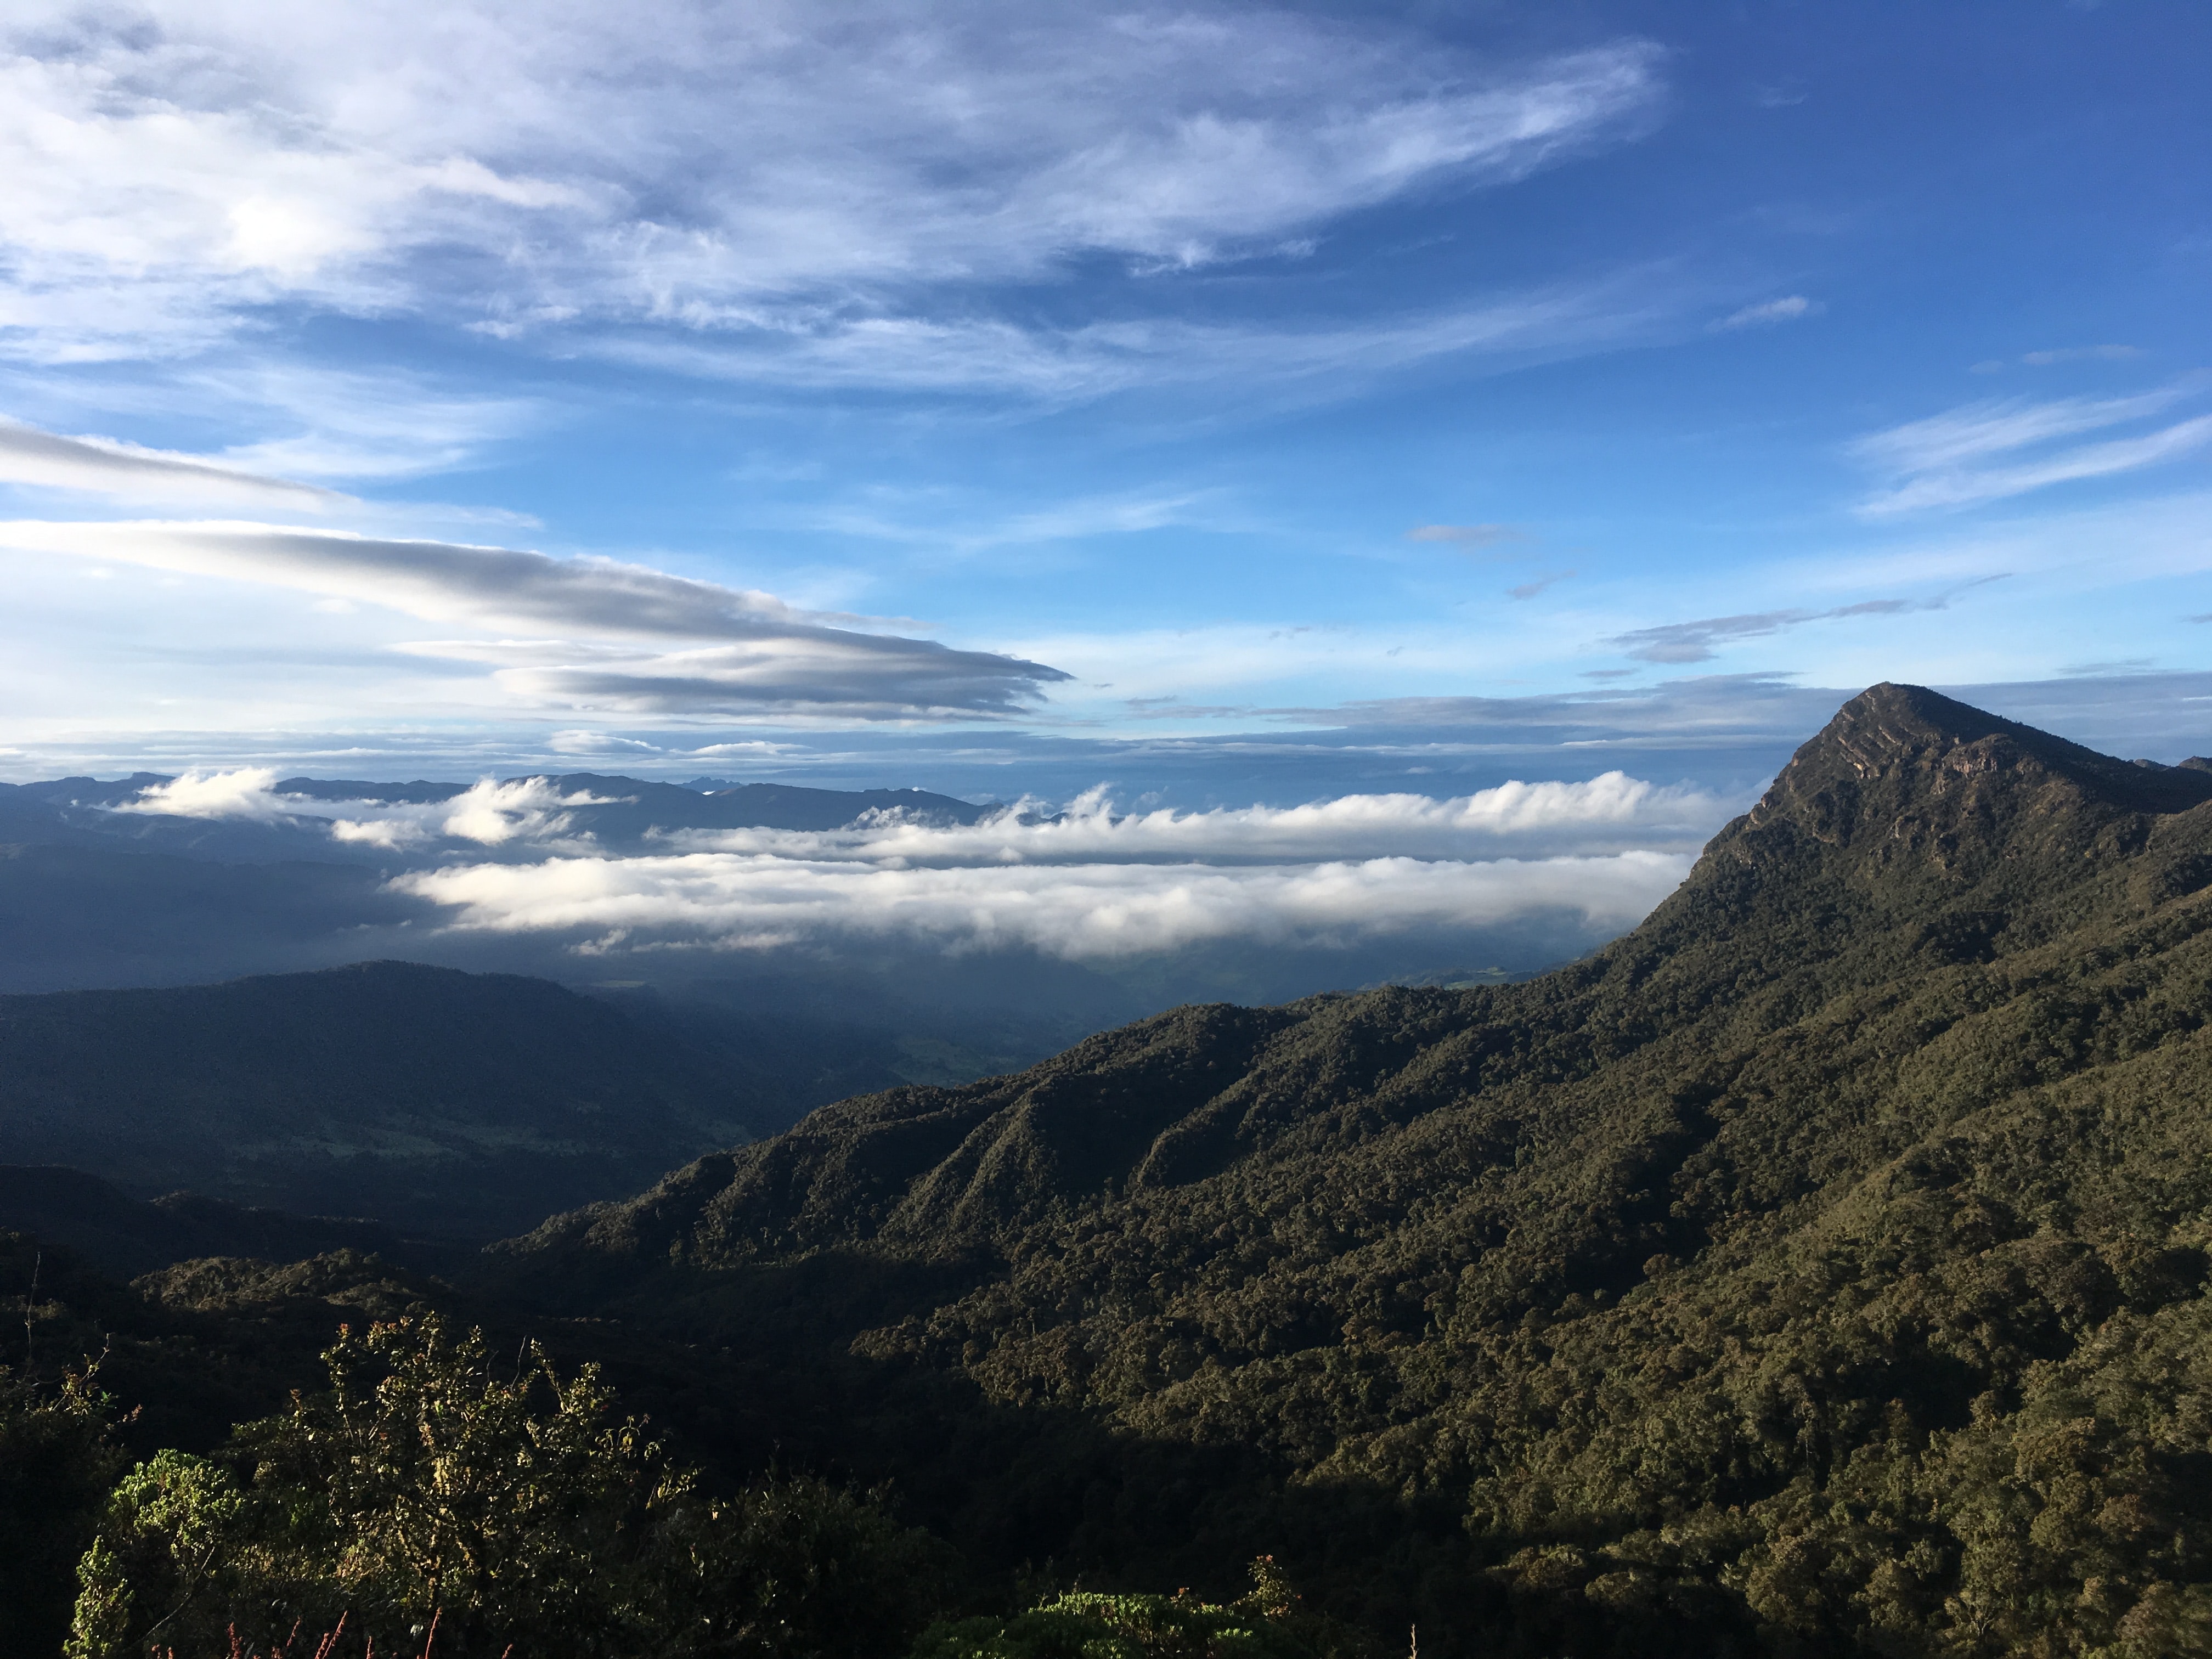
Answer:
[{"xmin": 10, "ymin": 685, "xmax": 2212, "ymax": 1656}]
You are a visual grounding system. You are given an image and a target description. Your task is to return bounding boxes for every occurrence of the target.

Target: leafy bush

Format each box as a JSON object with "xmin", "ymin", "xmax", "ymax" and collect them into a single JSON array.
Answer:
[
  {"xmin": 68, "ymin": 1313, "xmax": 945, "ymax": 1659},
  {"xmin": 1, "ymin": 1358, "xmax": 125, "ymax": 1659}
]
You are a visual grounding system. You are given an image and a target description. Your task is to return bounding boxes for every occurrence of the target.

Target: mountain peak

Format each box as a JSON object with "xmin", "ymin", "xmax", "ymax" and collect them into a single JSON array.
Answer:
[{"xmin": 1744, "ymin": 682, "xmax": 2212, "ymax": 850}]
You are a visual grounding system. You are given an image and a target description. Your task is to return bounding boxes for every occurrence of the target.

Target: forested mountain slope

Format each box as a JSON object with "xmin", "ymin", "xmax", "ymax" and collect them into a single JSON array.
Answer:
[
  {"xmin": 492, "ymin": 684, "xmax": 2212, "ymax": 1657},
  {"xmin": 0, "ymin": 961, "xmax": 765, "ymax": 1238}
]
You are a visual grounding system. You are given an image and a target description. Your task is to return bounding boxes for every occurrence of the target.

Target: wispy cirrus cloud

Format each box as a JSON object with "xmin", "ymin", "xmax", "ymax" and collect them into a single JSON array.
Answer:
[
  {"xmin": 0, "ymin": 517, "xmax": 1069, "ymax": 718},
  {"xmin": 0, "ymin": 2, "xmax": 1666, "ymax": 392},
  {"xmin": 1607, "ymin": 603, "xmax": 1901, "ymax": 664},
  {"xmin": 1604, "ymin": 584, "xmax": 1999, "ymax": 664},
  {"xmin": 1852, "ymin": 387, "xmax": 2212, "ymax": 516},
  {"xmin": 585, "ymin": 275, "xmax": 1675, "ymax": 404}
]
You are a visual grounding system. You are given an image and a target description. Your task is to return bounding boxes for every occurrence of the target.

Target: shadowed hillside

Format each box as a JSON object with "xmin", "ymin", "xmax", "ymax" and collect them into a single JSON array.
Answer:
[
  {"xmin": 482, "ymin": 685, "xmax": 2212, "ymax": 1656},
  {"xmin": 0, "ymin": 961, "xmax": 770, "ymax": 1238}
]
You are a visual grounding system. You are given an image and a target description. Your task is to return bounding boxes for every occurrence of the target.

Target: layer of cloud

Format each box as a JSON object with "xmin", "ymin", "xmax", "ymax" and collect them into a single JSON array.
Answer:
[
  {"xmin": 101, "ymin": 765, "xmax": 1730, "ymax": 865},
  {"xmin": 95, "ymin": 760, "xmax": 1709, "ymax": 961},
  {"xmin": 0, "ymin": 3, "xmax": 1665, "ymax": 385},
  {"xmin": 0, "ymin": 518, "xmax": 1070, "ymax": 717},
  {"xmin": 394, "ymin": 847, "xmax": 1691, "ymax": 961},
  {"xmin": 0, "ymin": 418, "xmax": 349, "ymax": 508},
  {"xmin": 1852, "ymin": 387, "xmax": 2212, "ymax": 516},
  {"xmin": 667, "ymin": 774, "xmax": 1730, "ymax": 864}
]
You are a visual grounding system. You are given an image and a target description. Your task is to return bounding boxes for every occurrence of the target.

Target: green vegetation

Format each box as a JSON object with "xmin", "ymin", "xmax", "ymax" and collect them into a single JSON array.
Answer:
[
  {"xmin": 485, "ymin": 686, "xmax": 2212, "ymax": 1655},
  {"xmin": 66, "ymin": 1313, "xmax": 945, "ymax": 1659},
  {"xmin": 11, "ymin": 685, "xmax": 2212, "ymax": 1656}
]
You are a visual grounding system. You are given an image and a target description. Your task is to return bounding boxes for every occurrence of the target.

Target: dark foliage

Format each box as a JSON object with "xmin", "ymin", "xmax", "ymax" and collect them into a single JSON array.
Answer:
[
  {"xmin": 67, "ymin": 1314, "xmax": 949, "ymax": 1659},
  {"xmin": 1, "ymin": 1359, "xmax": 123, "ymax": 1659}
]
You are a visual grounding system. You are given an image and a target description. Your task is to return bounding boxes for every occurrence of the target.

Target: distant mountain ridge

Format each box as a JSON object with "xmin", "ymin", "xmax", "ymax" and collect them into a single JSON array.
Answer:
[
  {"xmin": 0, "ymin": 771, "xmax": 1022, "ymax": 992},
  {"xmin": 481, "ymin": 684, "xmax": 2212, "ymax": 1656}
]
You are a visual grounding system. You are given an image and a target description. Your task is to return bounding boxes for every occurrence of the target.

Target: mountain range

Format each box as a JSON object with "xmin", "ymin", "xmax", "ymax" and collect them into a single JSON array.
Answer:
[
  {"xmin": 9, "ymin": 684, "xmax": 2212, "ymax": 1658},
  {"xmin": 469, "ymin": 684, "xmax": 2212, "ymax": 1656}
]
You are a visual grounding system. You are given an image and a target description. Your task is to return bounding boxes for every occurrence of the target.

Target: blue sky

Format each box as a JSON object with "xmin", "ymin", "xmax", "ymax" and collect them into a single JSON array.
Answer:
[{"xmin": 1, "ymin": 0, "xmax": 2208, "ymax": 800}]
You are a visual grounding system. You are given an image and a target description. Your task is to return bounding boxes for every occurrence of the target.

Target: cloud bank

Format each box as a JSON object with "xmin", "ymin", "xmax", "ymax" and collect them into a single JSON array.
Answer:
[
  {"xmin": 115, "ymin": 769, "xmax": 613, "ymax": 849},
  {"xmin": 664, "ymin": 774, "xmax": 1728, "ymax": 865},
  {"xmin": 101, "ymin": 765, "xmax": 1714, "ymax": 961},
  {"xmin": 108, "ymin": 767, "xmax": 1730, "ymax": 862},
  {"xmin": 395, "ymin": 848, "xmax": 1691, "ymax": 962}
]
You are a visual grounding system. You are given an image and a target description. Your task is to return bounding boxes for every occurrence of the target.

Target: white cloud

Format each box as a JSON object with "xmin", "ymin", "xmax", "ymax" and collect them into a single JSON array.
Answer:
[
  {"xmin": 111, "ymin": 769, "xmax": 617, "ymax": 847},
  {"xmin": 96, "ymin": 764, "xmax": 1730, "ymax": 865},
  {"xmin": 1852, "ymin": 388, "xmax": 2212, "ymax": 516},
  {"xmin": 0, "ymin": 517, "xmax": 1071, "ymax": 717},
  {"xmin": 0, "ymin": 2, "xmax": 1663, "ymax": 384},
  {"xmin": 90, "ymin": 761, "xmax": 1711, "ymax": 961},
  {"xmin": 116, "ymin": 765, "xmax": 302, "ymax": 823},
  {"xmin": 0, "ymin": 518, "xmax": 832, "ymax": 634},
  {"xmin": 393, "ymin": 846, "xmax": 1692, "ymax": 961}
]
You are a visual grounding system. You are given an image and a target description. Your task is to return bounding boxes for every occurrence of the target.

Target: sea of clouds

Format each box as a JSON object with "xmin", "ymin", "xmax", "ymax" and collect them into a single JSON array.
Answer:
[{"xmin": 109, "ymin": 768, "xmax": 1732, "ymax": 964}]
